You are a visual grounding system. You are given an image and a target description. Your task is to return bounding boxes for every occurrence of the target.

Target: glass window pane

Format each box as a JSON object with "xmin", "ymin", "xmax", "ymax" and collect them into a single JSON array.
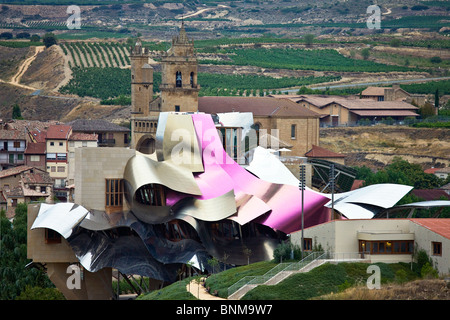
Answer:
[
  {"xmin": 401, "ymin": 242, "xmax": 407, "ymax": 253},
  {"xmin": 372, "ymin": 242, "xmax": 378, "ymax": 253},
  {"xmin": 394, "ymin": 242, "xmax": 400, "ymax": 253},
  {"xmin": 386, "ymin": 242, "xmax": 392, "ymax": 253}
]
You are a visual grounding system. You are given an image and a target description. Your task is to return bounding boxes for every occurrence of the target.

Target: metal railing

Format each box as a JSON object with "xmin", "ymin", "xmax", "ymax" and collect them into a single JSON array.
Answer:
[
  {"xmin": 227, "ymin": 251, "xmax": 324, "ymax": 298},
  {"xmin": 227, "ymin": 251, "xmax": 371, "ymax": 298}
]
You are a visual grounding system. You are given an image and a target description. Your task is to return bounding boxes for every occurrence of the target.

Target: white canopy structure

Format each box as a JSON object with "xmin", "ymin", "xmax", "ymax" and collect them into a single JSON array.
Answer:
[{"xmin": 247, "ymin": 146, "xmax": 414, "ymax": 220}]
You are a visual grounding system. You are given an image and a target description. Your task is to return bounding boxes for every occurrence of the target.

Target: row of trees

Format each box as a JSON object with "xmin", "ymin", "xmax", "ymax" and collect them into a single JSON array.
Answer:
[
  {"xmin": 0, "ymin": 32, "xmax": 39, "ymax": 42},
  {"xmin": 354, "ymin": 157, "xmax": 450, "ymax": 210},
  {"xmin": 0, "ymin": 204, "xmax": 62, "ymax": 300},
  {"xmin": 0, "ymin": 32, "xmax": 57, "ymax": 48}
]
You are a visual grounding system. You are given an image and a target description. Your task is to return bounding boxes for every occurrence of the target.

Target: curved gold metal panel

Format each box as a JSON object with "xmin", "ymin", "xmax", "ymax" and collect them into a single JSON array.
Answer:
[
  {"xmin": 155, "ymin": 112, "xmax": 204, "ymax": 173},
  {"xmin": 171, "ymin": 190, "xmax": 237, "ymax": 222},
  {"xmin": 123, "ymin": 153, "xmax": 202, "ymax": 197}
]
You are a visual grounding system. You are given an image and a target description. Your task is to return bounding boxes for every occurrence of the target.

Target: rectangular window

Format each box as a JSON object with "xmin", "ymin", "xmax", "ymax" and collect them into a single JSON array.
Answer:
[
  {"xmin": 46, "ymin": 153, "xmax": 56, "ymax": 160},
  {"xmin": 82, "ymin": 141, "xmax": 87, "ymax": 147},
  {"xmin": 105, "ymin": 179, "xmax": 124, "ymax": 213},
  {"xmin": 57, "ymin": 166, "xmax": 65, "ymax": 172},
  {"xmin": 304, "ymin": 238, "xmax": 312, "ymax": 251},
  {"xmin": 30, "ymin": 155, "xmax": 40, "ymax": 162},
  {"xmin": 45, "ymin": 229, "xmax": 61, "ymax": 244},
  {"xmin": 359, "ymin": 240, "xmax": 414, "ymax": 255},
  {"xmin": 432, "ymin": 242, "xmax": 442, "ymax": 256},
  {"xmin": 56, "ymin": 153, "xmax": 67, "ymax": 161},
  {"xmin": 175, "ymin": 105, "xmax": 180, "ymax": 112},
  {"xmin": 13, "ymin": 141, "xmax": 20, "ymax": 148},
  {"xmin": 59, "ymin": 142, "xmax": 64, "ymax": 146},
  {"xmin": 50, "ymin": 142, "xmax": 54, "ymax": 146},
  {"xmin": 291, "ymin": 124, "xmax": 296, "ymax": 139}
]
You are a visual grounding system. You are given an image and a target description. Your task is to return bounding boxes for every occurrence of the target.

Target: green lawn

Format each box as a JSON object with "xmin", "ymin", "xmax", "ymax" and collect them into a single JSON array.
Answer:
[
  {"xmin": 138, "ymin": 261, "xmax": 418, "ymax": 300},
  {"xmin": 241, "ymin": 262, "xmax": 417, "ymax": 300},
  {"xmin": 137, "ymin": 278, "xmax": 197, "ymax": 300}
]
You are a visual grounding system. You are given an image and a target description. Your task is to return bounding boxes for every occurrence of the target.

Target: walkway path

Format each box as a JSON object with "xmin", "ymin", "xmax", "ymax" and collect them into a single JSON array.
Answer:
[{"xmin": 186, "ymin": 278, "xmax": 226, "ymax": 300}]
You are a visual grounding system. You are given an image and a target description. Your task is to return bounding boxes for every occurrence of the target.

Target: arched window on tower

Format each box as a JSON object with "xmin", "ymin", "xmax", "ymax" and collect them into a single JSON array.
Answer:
[
  {"xmin": 190, "ymin": 72, "xmax": 194, "ymax": 88},
  {"xmin": 176, "ymin": 71, "xmax": 182, "ymax": 88}
]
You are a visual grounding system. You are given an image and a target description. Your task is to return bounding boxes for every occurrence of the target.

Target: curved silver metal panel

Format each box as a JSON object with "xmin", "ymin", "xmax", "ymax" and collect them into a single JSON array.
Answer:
[
  {"xmin": 30, "ymin": 113, "xmax": 419, "ymax": 283},
  {"xmin": 31, "ymin": 203, "xmax": 88, "ymax": 238}
]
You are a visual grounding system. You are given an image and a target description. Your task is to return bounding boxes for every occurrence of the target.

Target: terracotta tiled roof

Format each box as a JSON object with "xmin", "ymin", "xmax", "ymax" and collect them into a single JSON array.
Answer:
[
  {"xmin": 198, "ymin": 96, "xmax": 320, "ymax": 118},
  {"xmin": 360, "ymin": 87, "xmax": 389, "ymax": 96},
  {"xmin": 29, "ymin": 130, "xmax": 47, "ymax": 143},
  {"xmin": 67, "ymin": 119, "xmax": 130, "ymax": 132},
  {"xmin": 350, "ymin": 110, "xmax": 418, "ymax": 117},
  {"xmin": 410, "ymin": 219, "xmax": 450, "ymax": 240},
  {"xmin": 0, "ymin": 129, "xmax": 27, "ymax": 140},
  {"xmin": 412, "ymin": 189, "xmax": 449, "ymax": 201},
  {"xmin": 287, "ymin": 95, "xmax": 418, "ymax": 111},
  {"xmin": 69, "ymin": 132, "xmax": 98, "ymax": 141},
  {"xmin": 5, "ymin": 120, "xmax": 58, "ymax": 132},
  {"xmin": 0, "ymin": 165, "xmax": 33, "ymax": 179},
  {"xmin": 337, "ymin": 99, "xmax": 418, "ymax": 110},
  {"xmin": 46, "ymin": 125, "xmax": 72, "ymax": 140},
  {"xmin": 25, "ymin": 142, "xmax": 46, "ymax": 155},
  {"xmin": 351, "ymin": 179, "xmax": 365, "ymax": 190},
  {"xmin": 305, "ymin": 145, "xmax": 345, "ymax": 158},
  {"xmin": 22, "ymin": 171, "xmax": 53, "ymax": 185},
  {"xmin": 425, "ymin": 168, "xmax": 441, "ymax": 174}
]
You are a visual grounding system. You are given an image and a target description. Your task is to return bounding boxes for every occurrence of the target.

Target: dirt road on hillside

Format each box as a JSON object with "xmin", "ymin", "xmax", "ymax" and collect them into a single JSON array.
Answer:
[{"xmin": 10, "ymin": 45, "xmax": 45, "ymax": 87}]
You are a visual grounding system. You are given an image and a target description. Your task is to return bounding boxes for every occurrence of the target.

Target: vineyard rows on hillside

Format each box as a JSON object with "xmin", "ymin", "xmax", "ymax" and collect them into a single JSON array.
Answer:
[
  {"xmin": 58, "ymin": 41, "xmax": 345, "ymax": 101},
  {"xmin": 60, "ymin": 41, "xmax": 130, "ymax": 68},
  {"xmin": 201, "ymin": 48, "xmax": 417, "ymax": 73}
]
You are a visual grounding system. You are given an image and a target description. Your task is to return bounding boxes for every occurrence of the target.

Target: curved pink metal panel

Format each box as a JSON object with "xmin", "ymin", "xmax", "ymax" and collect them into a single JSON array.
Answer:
[{"xmin": 191, "ymin": 113, "xmax": 331, "ymax": 234}]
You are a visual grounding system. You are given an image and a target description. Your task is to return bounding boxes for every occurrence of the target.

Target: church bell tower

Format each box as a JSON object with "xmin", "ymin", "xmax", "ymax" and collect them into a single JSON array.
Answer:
[
  {"xmin": 130, "ymin": 39, "xmax": 157, "ymax": 154},
  {"xmin": 159, "ymin": 22, "xmax": 200, "ymax": 113}
]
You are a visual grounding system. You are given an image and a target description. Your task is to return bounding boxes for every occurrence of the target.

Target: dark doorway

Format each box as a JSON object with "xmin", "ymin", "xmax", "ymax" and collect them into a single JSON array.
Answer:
[{"xmin": 138, "ymin": 138, "xmax": 155, "ymax": 154}]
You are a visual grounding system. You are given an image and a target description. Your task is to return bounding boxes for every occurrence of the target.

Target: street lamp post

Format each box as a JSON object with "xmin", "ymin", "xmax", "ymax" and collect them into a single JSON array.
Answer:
[
  {"xmin": 329, "ymin": 164, "xmax": 335, "ymax": 219},
  {"xmin": 299, "ymin": 164, "xmax": 306, "ymax": 260}
]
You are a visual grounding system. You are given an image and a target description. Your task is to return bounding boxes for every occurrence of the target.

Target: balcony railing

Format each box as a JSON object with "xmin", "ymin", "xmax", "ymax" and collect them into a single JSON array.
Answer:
[{"xmin": 98, "ymin": 139, "xmax": 116, "ymax": 147}]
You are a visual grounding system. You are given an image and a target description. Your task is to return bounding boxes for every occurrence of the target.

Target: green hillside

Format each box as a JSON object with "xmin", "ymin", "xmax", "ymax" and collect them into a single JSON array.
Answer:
[{"xmin": 138, "ymin": 260, "xmax": 421, "ymax": 300}]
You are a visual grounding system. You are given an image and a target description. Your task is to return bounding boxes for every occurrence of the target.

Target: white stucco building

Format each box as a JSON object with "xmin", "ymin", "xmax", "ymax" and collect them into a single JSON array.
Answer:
[{"xmin": 291, "ymin": 218, "xmax": 450, "ymax": 276}]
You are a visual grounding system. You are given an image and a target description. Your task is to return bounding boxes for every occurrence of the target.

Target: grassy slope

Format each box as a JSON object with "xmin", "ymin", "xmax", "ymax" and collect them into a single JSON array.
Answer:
[
  {"xmin": 204, "ymin": 261, "xmax": 278, "ymax": 298},
  {"xmin": 241, "ymin": 262, "xmax": 417, "ymax": 300},
  {"xmin": 138, "ymin": 261, "xmax": 419, "ymax": 300},
  {"xmin": 137, "ymin": 278, "xmax": 197, "ymax": 300}
]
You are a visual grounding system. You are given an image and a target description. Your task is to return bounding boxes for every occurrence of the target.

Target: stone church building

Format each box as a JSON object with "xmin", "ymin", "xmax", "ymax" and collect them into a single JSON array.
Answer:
[
  {"xmin": 130, "ymin": 23, "xmax": 200, "ymax": 154},
  {"xmin": 130, "ymin": 23, "xmax": 320, "ymax": 158}
]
